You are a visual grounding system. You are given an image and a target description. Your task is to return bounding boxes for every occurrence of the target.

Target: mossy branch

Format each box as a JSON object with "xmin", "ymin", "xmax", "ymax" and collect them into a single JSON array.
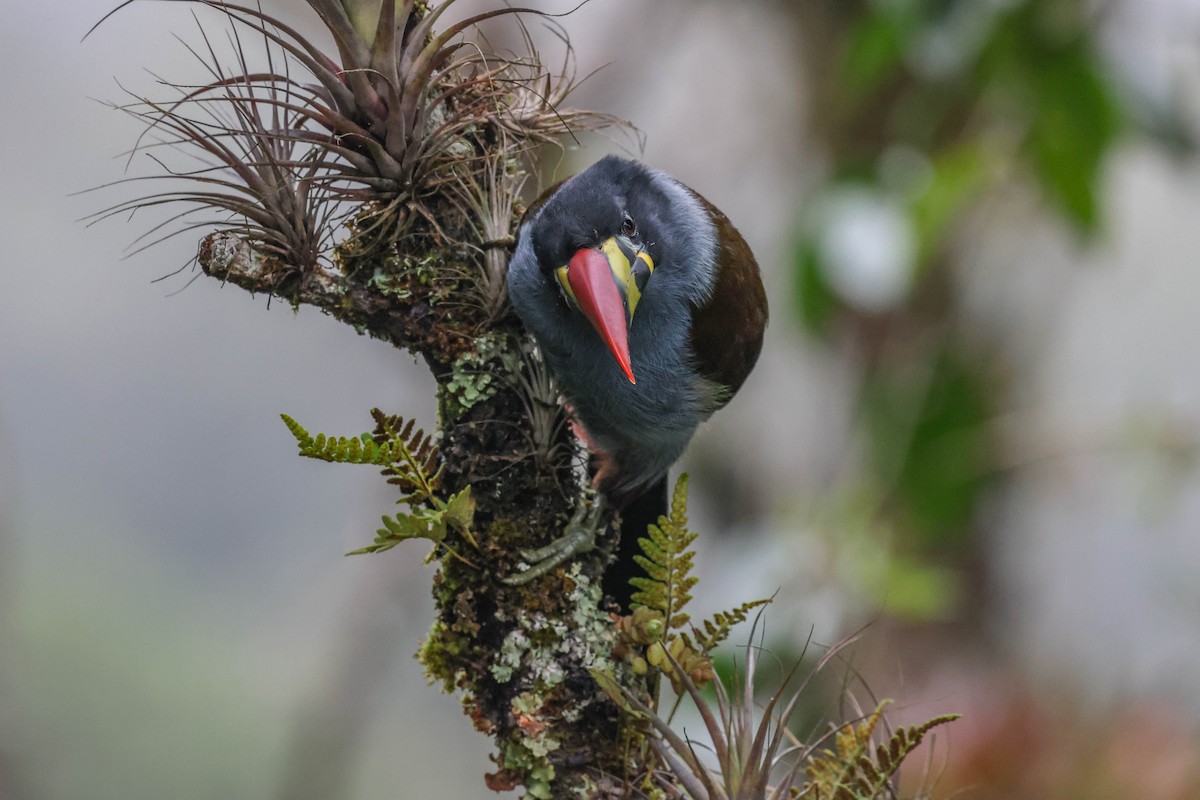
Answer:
[{"xmin": 95, "ymin": 2, "xmax": 640, "ymax": 796}]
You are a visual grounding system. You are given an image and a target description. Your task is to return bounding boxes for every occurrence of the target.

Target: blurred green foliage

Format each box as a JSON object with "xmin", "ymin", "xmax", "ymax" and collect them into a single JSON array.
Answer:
[
  {"xmin": 795, "ymin": 241, "xmax": 837, "ymax": 335},
  {"xmin": 864, "ymin": 349, "xmax": 990, "ymax": 545},
  {"xmin": 981, "ymin": 2, "xmax": 1122, "ymax": 230},
  {"xmin": 833, "ymin": 0, "xmax": 1121, "ymax": 234},
  {"xmin": 794, "ymin": 0, "xmax": 1133, "ymax": 601}
]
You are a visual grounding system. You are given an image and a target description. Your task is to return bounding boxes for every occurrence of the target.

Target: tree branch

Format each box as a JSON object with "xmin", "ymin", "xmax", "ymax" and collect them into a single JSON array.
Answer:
[
  {"xmin": 97, "ymin": 2, "xmax": 650, "ymax": 795},
  {"xmin": 199, "ymin": 231, "xmax": 419, "ymax": 353}
]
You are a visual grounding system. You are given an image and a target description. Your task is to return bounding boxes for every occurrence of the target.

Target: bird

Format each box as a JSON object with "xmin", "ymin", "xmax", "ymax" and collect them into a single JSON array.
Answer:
[{"xmin": 505, "ymin": 155, "xmax": 767, "ymax": 606}]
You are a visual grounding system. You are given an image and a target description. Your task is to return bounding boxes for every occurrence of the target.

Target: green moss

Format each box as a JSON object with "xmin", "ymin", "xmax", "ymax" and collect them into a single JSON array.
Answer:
[
  {"xmin": 442, "ymin": 333, "xmax": 520, "ymax": 416},
  {"xmin": 367, "ymin": 251, "xmax": 447, "ymax": 297},
  {"xmin": 367, "ymin": 267, "xmax": 412, "ymax": 299},
  {"xmin": 418, "ymin": 619, "xmax": 468, "ymax": 693},
  {"xmin": 569, "ymin": 775, "xmax": 603, "ymax": 798},
  {"xmin": 502, "ymin": 739, "xmax": 556, "ymax": 799},
  {"xmin": 526, "ymin": 763, "xmax": 555, "ymax": 799}
]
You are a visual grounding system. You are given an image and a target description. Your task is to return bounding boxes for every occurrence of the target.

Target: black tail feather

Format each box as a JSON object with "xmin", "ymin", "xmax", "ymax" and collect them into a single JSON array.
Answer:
[{"xmin": 603, "ymin": 475, "xmax": 669, "ymax": 611}]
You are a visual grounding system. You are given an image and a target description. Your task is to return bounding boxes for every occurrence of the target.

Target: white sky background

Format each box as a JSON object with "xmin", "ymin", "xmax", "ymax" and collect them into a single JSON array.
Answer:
[{"xmin": 3, "ymin": 1, "xmax": 1200, "ymax": 798}]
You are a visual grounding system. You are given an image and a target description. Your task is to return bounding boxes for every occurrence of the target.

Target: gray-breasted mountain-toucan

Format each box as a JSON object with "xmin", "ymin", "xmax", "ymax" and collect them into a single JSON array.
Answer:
[{"xmin": 506, "ymin": 155, "xmax": 767, "ymax": 605}]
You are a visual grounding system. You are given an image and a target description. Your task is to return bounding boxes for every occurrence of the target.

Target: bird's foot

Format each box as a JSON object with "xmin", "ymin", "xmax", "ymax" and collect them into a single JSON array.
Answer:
[{"xmin": 502, "ymin": 499, "xmax": 607, "ymax": 586}]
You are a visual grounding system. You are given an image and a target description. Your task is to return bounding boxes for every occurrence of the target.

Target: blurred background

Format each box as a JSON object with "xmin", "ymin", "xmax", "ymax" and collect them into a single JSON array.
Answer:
[{"xmin": 4, "ymin": 0, "xmax": 1200, "ymax": 797}]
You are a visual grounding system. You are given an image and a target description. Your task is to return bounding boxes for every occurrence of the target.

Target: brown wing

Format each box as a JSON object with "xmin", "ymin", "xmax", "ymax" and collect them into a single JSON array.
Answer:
[{"xmin": 686, "ymin": 191, "xmax": 768, "ymax": 403}]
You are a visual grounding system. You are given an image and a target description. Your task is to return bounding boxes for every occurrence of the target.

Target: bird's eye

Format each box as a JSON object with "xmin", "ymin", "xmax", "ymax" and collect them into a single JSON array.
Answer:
[{"xmin": 620, "ymin": 215, "xmax": 637, "ymax": 238}]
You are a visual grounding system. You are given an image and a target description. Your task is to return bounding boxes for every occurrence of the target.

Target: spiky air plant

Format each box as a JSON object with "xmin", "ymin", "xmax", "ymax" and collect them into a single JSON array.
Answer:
[
  {"xmin": 88, "ymin": 0, "xmax": 629, "ymax": 312},
  {"xmin": 608, "ymin": 617, "xmax": 856, "ymax": 800},
  {"xmin": 610, "ymin": 617, "xmax": 957, "ymax": 800}
]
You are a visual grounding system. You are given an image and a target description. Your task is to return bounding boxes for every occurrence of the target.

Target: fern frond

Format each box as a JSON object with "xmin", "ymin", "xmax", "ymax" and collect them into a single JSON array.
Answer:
[
  {"xmin": 317, "ymin": 434, "xmax": 388, "ymax": 463},
  {"xmin": 280, "ymin": 413, "xmax": 311, "ymax": 447},
  {"xmin": 347, "ymin": 487, "xmax": 476, "ymax": 565},
  {"xmin": 281, "ymin": 413, "xmax": 396, "ymax": 464},
  {"xmin": 629, "ymin": 474, "xmax": 697, "ymax": 631},
  {"xmin": 687, "ymin": 597, "xmax": 773, "ymax": 656},
  {"xmin": 805, "ymin": 701, "xmax": 889, "ymax": 797},
  {"xmin": 804, "ymin": 699, "xmax": 960, "ymax": 798},
  {"xmin": 861, "ymin": 713, "xmax": 960, "ymax": 797},
  {"xmin": 349, "ymin": 511, "xmax": 437, "ymax": 556},
  {"xmin": 280, "ymin": 410, "xmax": 471, "ymax": 560},
  {"xmin": 369, "ymin": 407, "xmax": 443, "ymax": 501},
  {"xmin": 645, "ymin": 637, "xmax": 714, "ymax": 693}
]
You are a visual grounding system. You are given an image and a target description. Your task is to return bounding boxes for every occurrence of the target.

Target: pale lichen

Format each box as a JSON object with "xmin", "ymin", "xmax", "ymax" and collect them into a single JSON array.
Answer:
[
  {"xmin": 486, "ymin": 563, "xmax": 624, "ymax": 797},
  {"xmin": 491, "ymin": 628, "xmax": 530, "ymax": 684}
]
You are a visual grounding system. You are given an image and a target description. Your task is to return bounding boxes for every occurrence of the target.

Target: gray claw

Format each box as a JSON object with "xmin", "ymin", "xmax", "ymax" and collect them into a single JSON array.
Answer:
[{"xmin": 502, "ymin": 499, "xmax": 607, "ymax": 586}]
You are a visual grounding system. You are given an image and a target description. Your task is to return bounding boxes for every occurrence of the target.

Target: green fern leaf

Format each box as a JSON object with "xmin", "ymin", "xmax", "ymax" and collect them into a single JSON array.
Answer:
[
  {"xmin": 866, "ymin": 713, "xmax": 960, "ymax": 792},
  {"xmin": 805, "ymin": 701, "xmax": 888, "ymax": 797},
  {"xmin": 284, "ymin": 410, "xmax": 464, "ymax": 562},
  {"xmin": 804, "ymin": 700, "xmax": 960, "ymax": 798},
  {"xmin": 629, "ymin": 474, "xmax": 698, "ymax": 632},
  {"xmin": 346, "ymin": 512, "xmax": 435, "ymax": 556},
  {"xmin": 368, "ymin": 408, "xmax": 443, "ymax": 498},
  {"xmin": 442, "ymin": 487, "xmax": 477, "ymax": 547},
  {"xmin": 688, "ymin": 597, "xmax": 773, "ymax": 656},
  {"xmin": 280, "ymin": 413, "xmax": 313, "ymax": 448},
  {"xmin": 281, "ymin": 414, "xmax": 395, "ymax": 465}
]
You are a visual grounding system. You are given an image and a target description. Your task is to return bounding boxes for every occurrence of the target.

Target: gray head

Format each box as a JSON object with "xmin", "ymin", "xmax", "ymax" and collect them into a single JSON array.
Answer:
[{"xmin": 509, "ymin": 156, "xmax": 717, "ymax": 376}]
